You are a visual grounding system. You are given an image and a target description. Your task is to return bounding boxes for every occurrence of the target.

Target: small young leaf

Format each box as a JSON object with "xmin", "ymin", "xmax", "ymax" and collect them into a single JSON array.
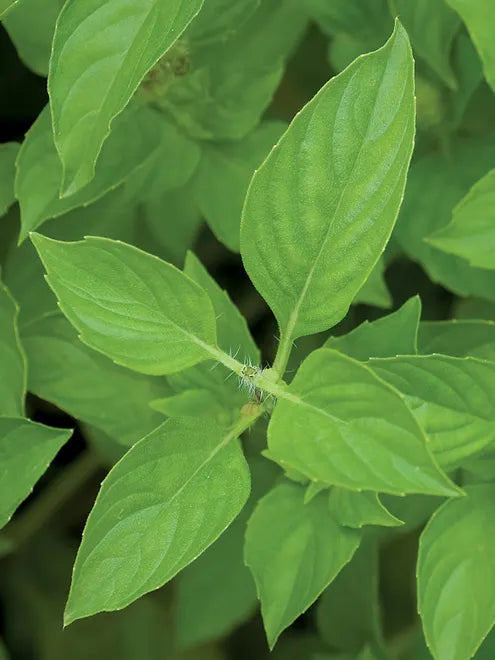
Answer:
[
  {"xmin": 418, "ymin": 484, "xmax": 495, "ymax": 660},
  {"xmin": 184, "ymin": 251, "xmax": 259, "ymax": 363},
  {"xmin": 370, "ymin": 355, "xmax": 495, "ymax": 469},
  {"xmin": 31, "ymin": 234, "xmax": 218, "ymax": 375},
  {"xmin": 65, "ymin": 417, "xmax": 250, "ymax": 625},
  {"xmin": 428, "ymin": 169, "xmax": 495, "ymax": 269},
  {"xmin": 418, "ymin": 319, "xmax": 495, "ymax": 361},
  {"xmin": 394, "ymin": 0, "xmax": 460, "ymax": 89},
  {"xmin": 0, "ymin": 142, "xmax": 19, "ymax": 217},
  {"xmin": 241, "ymin": 22, "xmax": 414, "ymax": 340},
  {"xmin": 193, "ymin": 121, "xmax": 285, "ymax": 251},
  {"xmin": 0, "ymin": 282, "xmax": 26, "ymax": 416},
  {"xmin": 244, "ymin": 481, "xmax": 361, "ymax": 648},
  {"xmin": 0, "ymin": 417, "xmax": 71, "ymax": 529},
  {"xmin": 446, "ymin": 0, "xmax": 495, "ymax": 91},
  {"xmin": 268, "ymin": 349, "xmax": 457, "ymax": 496},
  {"xmin": 325, "ymin": 296, "xmax": 421, "ymax": 361},
  {"xmin": 22, "ymin": 313, "xmax": 170, "ymax": 446},
  {"xmin": 48, "ymin": 0, "xmax": 204, "ymax": 195},
  {"xmin": 328, "ymin": 488, "xmax": 403, "ymax": 529}
]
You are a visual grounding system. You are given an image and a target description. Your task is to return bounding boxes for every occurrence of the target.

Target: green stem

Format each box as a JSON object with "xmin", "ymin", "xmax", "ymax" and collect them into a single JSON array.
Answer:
[
  {"xmin": 5, "ymin": 450, "xmax": 101, "ymax": 549},
  {"xmin": 272, "ymin": 330, "xmax": 295, "ymax": 379}
]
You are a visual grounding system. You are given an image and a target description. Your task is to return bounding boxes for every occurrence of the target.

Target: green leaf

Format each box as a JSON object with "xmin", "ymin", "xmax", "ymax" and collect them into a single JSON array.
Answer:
[
  {"xmin": 150, "ymin": 389, "xmax": 222, "ymax": 419},
  {"xmin": 446, "ymin": 0, "xmax": 495, "ymax": 91},
  {"xmin": 353, "ymin": 258, "xmax": 392, "ymax": 309},
  {"xmin": 21, "ymin": 312, "xmax": 170, "ymax": 446},
  {"xmin": 184, "ymin": 251, "xmax": 259, "ymax": 363},
  {"xmin": 394, "ymin": 0, "xmax": 460, "ymax": 89},
  {"xmin": 396, "ymin": 132, "xmax": 495, "ymax": 303},
  {"xmin": 244, "ymin": 481, "xmax": 361, "ymax": 648},
  {"xmin": 64, "ymin": 417, "xmax": 250, "ymax": 624},
  {"xmin": 428, "ymin": 169, "xmax": 495, "ymax": 269},
  {"xmin": 48, "ymin": 0, "xmax": 204, "ymax": 196},
  {"xmin": 418, "ymin": 484, "xmax": 495, "ymax": 660},
  {"xmin": 0, "ymin": 282, "xmax": 26, "ymax": 416},
  {"xmin": 163, "ymin": 0, "xmax": 306, "ymax": 141},
  {"xmin": 325, "ymin": 297, "xmax": 421, "ymax": 361},
  {"xmin": 177, "ymin": 504, "xmax": 256, "ymax": 647},
  {"xmin": 418, "ymin": 319, "xmax": 495, "ymax": 361},
  {"xmin": 268, "ymin": 348, "xmax": 457, "ymax": 496},
  {"xmin": 15, "ymin": 104, "xmax": 179, "ymax": 239},
  {"xmin": 241, "ymin": 22, "xmax": 415, "ymax": 343},
  {"xmin": 31, "ymin": 234, "xmax": 218, "ymax": 375},
  {"xmin": 370, "ymin": 355, "xmax": 495, "ymax": 470},
  {"xmin": 316, "ymin": 538, "xmax": 383, "ymax": 652},
  {"xmin": 1, "ymin": 0, "xmax": 64, "ymax": 76},
  {"xmin": 0, "ymin": 0, "xmax": 18, "ymax": 17},
  {"xmin": 193, "ymin": 121, "xmax": 285, "ymax": 251},
  {"xmin": 0, "ymin": 417, "xmax": 71, "ymax": 529},
  {"xmin": 0, "ymin": 142, "xmax": 19, "ymax": 217},
  {"xmin": 188, "ymin": 0, "xmax": 260, "ymax": 43},
  {"xmin": 328, "ymin": 488, "xmax": 403, "ymax": 528}
]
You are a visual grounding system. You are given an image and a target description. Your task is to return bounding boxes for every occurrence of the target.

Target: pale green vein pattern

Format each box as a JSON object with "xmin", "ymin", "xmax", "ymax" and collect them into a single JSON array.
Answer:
[
  {"xmin": 31, "ymin": 235, "xmax": 217, "ymax": 375},
  {"xmin": 241, "ymin": 22, "xmax": 415, "ymax": 341},
  {"xmin": 418, "ymin": 484, "xmax": 495, "ymax": 660},
  {"xmin": 428, "ymin": 169, "xmax": 495, "ymax": 269},
  {"xmin": 370, "ymin": 355, "xmax": 495, "ymax": 469},
  {"xmin": 268, "ymin": 349, "xmax": 457, "ymax": 496},
  {"xmin": 245, "ymin": 482, "xmax": 361, "ymax": 648},
  {"xmin": 0, "ymin": 282, "xmax": 26, "ymax": 416},
  {"xmin": 49, "ymin": 0, "xmax": 204, "ymax": 195},
  {"xmin": 65, "ymin": 418, "xmax": 250, "ymax": 624},
  {"xmin": 446, "ymin": 0, "xmax": 495, "ymax": 91},
  {"xmin": 0, "ymin": 417, "xmax": 71, "ymax": 529}
]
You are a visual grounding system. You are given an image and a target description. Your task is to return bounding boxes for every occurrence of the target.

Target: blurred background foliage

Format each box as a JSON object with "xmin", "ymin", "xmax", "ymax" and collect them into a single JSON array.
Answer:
[{"xmin": 1, "ymin": 0, "xmax": 495, "ymax": 658}]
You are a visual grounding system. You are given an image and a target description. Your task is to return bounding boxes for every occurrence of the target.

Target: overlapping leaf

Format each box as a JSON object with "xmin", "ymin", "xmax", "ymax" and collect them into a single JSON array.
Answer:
[
  {"xmin": 64, "ymin": 417, "xmax": 250, "ymax": 624},
  {"xmin": 241, "ymin": 23, "xmax": 415, "ymax": 341}
]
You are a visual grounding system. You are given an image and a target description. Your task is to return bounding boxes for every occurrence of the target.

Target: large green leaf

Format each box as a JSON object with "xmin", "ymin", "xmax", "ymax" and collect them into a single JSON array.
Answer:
[
  {"xmin": 16, "ymin": 105, "xmax": 197, "ymax": 239},
  {"xmin": 370, "ymin": 355, "xmax": 495, "ymax": 469},
  {"xmin": 241, "ymin": 22, "xmax": 415, "ymax": 345},
  {"xmin": 188, "ymin": 0, "xmax": 259, "ymax": 43},
  {"xmin": 268, "ymin": 349, "xmax": 457, "ymax": 496},
  {"xmin": 396, "ymin": 133, "xmax": 495, "ymax": 302},
  {"xmin": 418, "ymin": 320, "xmax": 495, "ymax": 361},
  {"xmin": 0, "ymin": 417, "xmax": 71, "ymax": 529},
  {"xmin": 325, "ymin": 297, "xmax": 420, "ymax": 361},
  {"xmin": 48, "ymin": 0, "xmax": 204, "ymax": 196},
  {"xmin": 31, "ymin": 235, "xmax": 218, "ymax": 375},
  {"xmin": 446, "ymin": 0, "xmax": 495, "ymax": 91},
  {"xmin": 0, "ymin": 282, "xmax": 26, "ymax": 416},
  {"xmin": 244, "ymin": 481, "xmax": 361, "ymax": 648},
  {"xmin": 2, "ymin": 0, "xmax": 64, "ymax": 76},
  {"xmin": 193, "ymin": 121, "xmax": 285, "ymax": 251},
  {"xmin": 418, "ymin": 484, "xmax": 495, "ymax": 660},
  {"xmin": 0, "ymin": 142, "xmax": 19, "ymax": 217},
  {"xmin": 64, "ymin": 417, "xmax": 250, "ymax": 624},
  {"xmin": 22, "ymin": 313, "xmax": 169, "ymax": 446},
  {"xmin": 394, "ymin": 0, "xmax": 460, "ymax": 88},
  {"xmin": 428, "ymin": 169, "xmax": 495, "ymax": 269}
]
